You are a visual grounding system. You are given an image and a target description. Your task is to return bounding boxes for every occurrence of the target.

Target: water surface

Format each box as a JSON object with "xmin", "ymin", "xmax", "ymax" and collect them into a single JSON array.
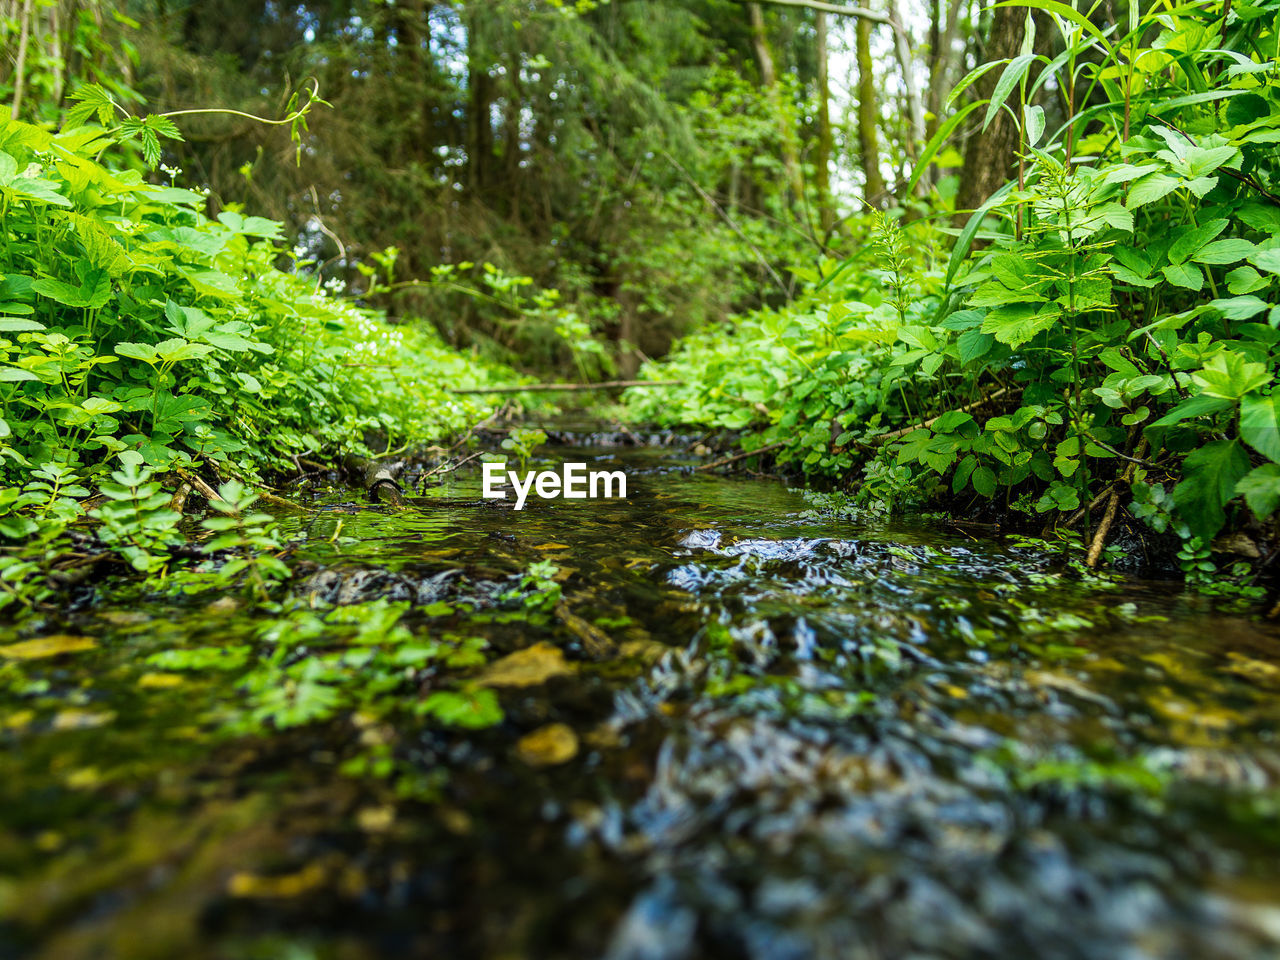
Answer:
[{"xmin": 3, "ymin": 439, "xmax": 1280, "ymax": 959}]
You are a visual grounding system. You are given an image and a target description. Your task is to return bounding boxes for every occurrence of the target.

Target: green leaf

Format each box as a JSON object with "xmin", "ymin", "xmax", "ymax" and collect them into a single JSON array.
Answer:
[
  {"xmin": 64, "ymin": 84, "xmax": 116, "ymax": 128},
  {"xmin": 1161, "ymin": 262, "xmax": 1204, "ymax": 291},
  {"xmin": 1250, "ymin": 248, "xmax": 1280, "ymax": 276},
  {"xmin": 1113, "ymin": 246, "xmax": 1152, "ymax": 278},
  {"xmin": 1184, "ymin": 145, "xmax": 1238, "ymax": 178},
  {"xmin": 953, "ymin": 454, "xmax": 978, "ymax": 493},
  {"xmin": 947, "ymin": 61, "xmax": 1003, "ymax": 108},
  {"xmin": 1191, "ymin": 352, "xmax": 1270, "ymax": 400},
  {"xmin": 180, "ymin": 269, "xmax": 241, "ymax": 299},
  {"xmin": 980, "ymin": 302, "xmax": 1061, "ymax": 347},
  {"xmin": 1240, "ymin": 393, "xmax": 1280, "ymax": 463},
  {"xmin": 1193, "ymin": 238, "xmax": 1257, "ymax": 265},
  {"xmin": 957, "ymin": 329, "xmax": 994, "ymax": 366},
  {"xmin": 31, "ymin": 269, "xmax": 110, "ymax": 309},
  {"xmin": 0, "ymin": 366, "xmax": 39, "ymax": 382},
  {"xmin": 0, "ymin": 317, "xmax": 43, "ymax": 332},
  {"xmin": 421, "ymin": 688, "xmax": 503, "ymax": 729},
  {"xmin": 142, "ymin": 186, "xmax": 206, "ymax": 207},
  {"xmin": 971, "ymin": 465, "xmax": 997, "ymax": 497},
  {"xmin": 1024, "ymin": 103, "xmax": 1045, "ymax": 146},
  {"xmin": 1236, "ymin": 464, "xmax": 1280, "ymax": 520},
  {"xmin": 1210, "ymin": 296, "xmax": 1269, "ymax": 320},
  {"xmin": 1102, "ymin": 162, "xmax": 1160, "ymax": 185},
  {"xmin": 1168, "ymin": 219, "xmax": 1228, "ymax": 264},
  {"xmin": 969, "ymin": 281, "xmax": 1045, "ymax": 307},
  {"xmin": 1226, "ymin": 266, "xmax": 1269, "ymax": 295},
  {"xmin": 1172, "ymin": 440, "xmax": 1250, "ymax": 539},
  {"xmin": 115, "ymin": 342, "xmax": 158, "ymax": 363},
  {"xmin": 154, "ymin": 337, "xmax": 214, "ymax": 363},
  {"xmin": 1127, "ymin": 173, "xmax": 1181, "ymax": 209},
  {"xmin": 1183, "ymin": 176, "xmax": 1219, "ymax": 198},
  {"xmin": 201, "ymin": 329, "xmax": 256, "ymax": 352},
  {"xmin": 1150, "ymin": 395, "xmax": 1232, "ymax": 427},
  {"xmin": 984, "ymin": 55, "xmax": 1035, "ymax": 131}
]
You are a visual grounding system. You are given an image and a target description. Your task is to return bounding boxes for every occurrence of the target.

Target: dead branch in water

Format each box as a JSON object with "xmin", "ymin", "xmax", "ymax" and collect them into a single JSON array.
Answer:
[{"xmin": 695, "ymin": 440, "xmax": 787, "ymax": 472}]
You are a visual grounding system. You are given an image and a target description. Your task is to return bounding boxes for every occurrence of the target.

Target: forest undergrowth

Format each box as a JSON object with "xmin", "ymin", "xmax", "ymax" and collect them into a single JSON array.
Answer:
[
  {"xmin": 0, "ymin": 94, "xmax": 514, "ymax": 613},
  {"xmin": 627, "ymin": 2, "xmax": 1280, "ymax": 596}
]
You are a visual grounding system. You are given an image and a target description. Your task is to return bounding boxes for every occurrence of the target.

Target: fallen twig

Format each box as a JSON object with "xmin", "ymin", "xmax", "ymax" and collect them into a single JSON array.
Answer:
[
  {"xmin": 695, "ymin": 440, "xmax": 787, "ymax": 472},
  {"xmin": 176, "ymin": 469, "xmax": 305, "ymax": 512},
  {"xmin": 1086, "ymin": 489, "xmax": 1120, "ymax": 568},
  {"xmin": 874, "ymin": 388, "xmax": 1010, "ymax": 444},
  {"xmin": 1063, "ymin": 481, "xmax": 1119, "ymax": 528},
  {"xmin": 176, "ymin": 469, "xmax": 224, "ymax": 505},
  {"xmin": 418, "ymin": 451, "xmax": 483, "ymax": 487},
  {"xmin": 343, "ymin": 453, "xmax": 409, "ymax": 509},
  {"xmin": 554, "ymin": 601, "xmax": 616, "ymax": 658},
  {"xmin": 170, "ymin": 482, "xmax": 192, "ymax": 515},
  {"xmin": 253, "ymin": 488, "xmax": 307, "ymax": 511}
]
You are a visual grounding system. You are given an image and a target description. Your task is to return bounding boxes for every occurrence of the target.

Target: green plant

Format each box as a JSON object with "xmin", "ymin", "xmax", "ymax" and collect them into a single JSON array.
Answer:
[
  {"xmin": 505, "ymin": 559, "xmax": 563, "ymax": 614},
  {"xmin": 0, "ymin": 100, "xmax": 514, "ymax": 611},
  {"xmin": 200, "ymin": 481, "xmax": 290, "ymax": 600},
  {"xmin": 500, "ymin": 428, "xmax": 549, "ymax": 473},
  {"xmin": 89, "ymin": 453, "xmax": 182, "ymax": 573}
]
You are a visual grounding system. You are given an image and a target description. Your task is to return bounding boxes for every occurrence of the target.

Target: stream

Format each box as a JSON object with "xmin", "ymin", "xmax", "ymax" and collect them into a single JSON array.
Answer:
[{"xmin": 4, "ymin": 433, "xmax": 1280, "ymax": 959}]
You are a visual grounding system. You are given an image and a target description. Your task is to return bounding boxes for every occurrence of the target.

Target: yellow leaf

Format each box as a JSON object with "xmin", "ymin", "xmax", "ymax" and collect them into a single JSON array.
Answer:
[
  {"xmin": 3, "ymin": 710, "xmax": 34, "ymax": 730},
  {"xmin": 0, "ymin": 635, "xmax": 96, "ymax": 659},
  {"xmin": 619, "ymin": 639, "xmax": 666, "ymax": 665},
  {"xmin": 515, "ymin": 723, "xmax": 579, "ymax": 766},
  {"xmin": 228, "ymin": 862, "xmax": 327, "ymax": 899},
  {"xmin": 1225, "ymin": 652, "xmax": 1280, "ymax": 683},
  {"xmin": 65, "ymin": 767, "xmax": 102, "ymax": 789},
  {"xmin": 477, "ymin": 642, "xmax": 575, "ymax": 688},
  {"xmin": 355, "ymin": 805, "xmax": 396, "ymax": 833},
  {"xmin": 138, "ymin": 672, "xmax": 184, "ymax": 689}
]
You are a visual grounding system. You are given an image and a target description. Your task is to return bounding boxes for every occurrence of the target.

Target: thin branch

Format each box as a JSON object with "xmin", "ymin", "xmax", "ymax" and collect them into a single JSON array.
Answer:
[
  {"xmin": 449, "ymin": 380, "xmax": 682, "ymax": 395},
  {"xmin": 874, "ymin": 387, "xmax": 1010, "ymax": 443},
  {"xmin": 419, "ymin": 451, "xmax": 483, "ymax": 486},
  {"xmin": 660, "ymin": 150, "xmax": 790, "ymax": 295},
  {"xmin": 308, "ymin": 185, "xmax": 346, "ymax": 261},
  {"xmin": 175, "ymin": 469, "xmax": 225, "ymax": 504},
  {"xmin": 1085, "ymin": 488, "xmax": 1119, "ymax": 568},
  {"xmin": 729, "ymin": 0, "xmax": 892, "ymax": 26},
  {"xmin": 696, "ymin": 441, "xmax": 787, "ymax": 472}
]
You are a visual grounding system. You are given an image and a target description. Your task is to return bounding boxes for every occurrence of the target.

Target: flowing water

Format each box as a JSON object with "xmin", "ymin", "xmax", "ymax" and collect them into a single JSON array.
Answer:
[{"xmin": 4, "ymin": 434, "xmax": 1280, "ymax": 959}]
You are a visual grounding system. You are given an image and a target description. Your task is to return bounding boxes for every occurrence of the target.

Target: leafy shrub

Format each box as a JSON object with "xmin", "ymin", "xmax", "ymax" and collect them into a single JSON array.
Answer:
[
  {"xmin": 628, "ymin": 1, "xmax": 1280, "ymax": 576},
  {"xmin": 0, "ymin": 104, "xmax": 511, "ymax": 606}
]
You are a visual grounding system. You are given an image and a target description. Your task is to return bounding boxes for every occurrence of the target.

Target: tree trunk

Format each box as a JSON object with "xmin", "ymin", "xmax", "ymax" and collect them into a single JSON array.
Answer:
[
  {"xmin": 956, "ymin": 3, "xmax": 1031, "ymax": 213},
  {"xmin": 926, "ymin": 0, "xmax": 965, "ymax": 141},
  {"xmin": 885, "ymin": 0, "xmax": 925, "ymax": 161},
  {"xmin": 466, "ymin": 10, "xmax": 494, "ymax": 195},
  {"xmin": 503, "ymin": 50, "xmax": 523, "ymax": 223},
  {"xmin": 10, "ymin": 0, "xmax": 34, "ymax": 120},
  {"xmin": 815, "ymin": 11, "xmax": 834, "ymax": 234},
  {"xmin": 748, "ymin": 3, "xmax": 805, "ymax": 207},
  {"xmin": 855, "ymin": 13, "xmax": 886, "ymax": 207}
]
